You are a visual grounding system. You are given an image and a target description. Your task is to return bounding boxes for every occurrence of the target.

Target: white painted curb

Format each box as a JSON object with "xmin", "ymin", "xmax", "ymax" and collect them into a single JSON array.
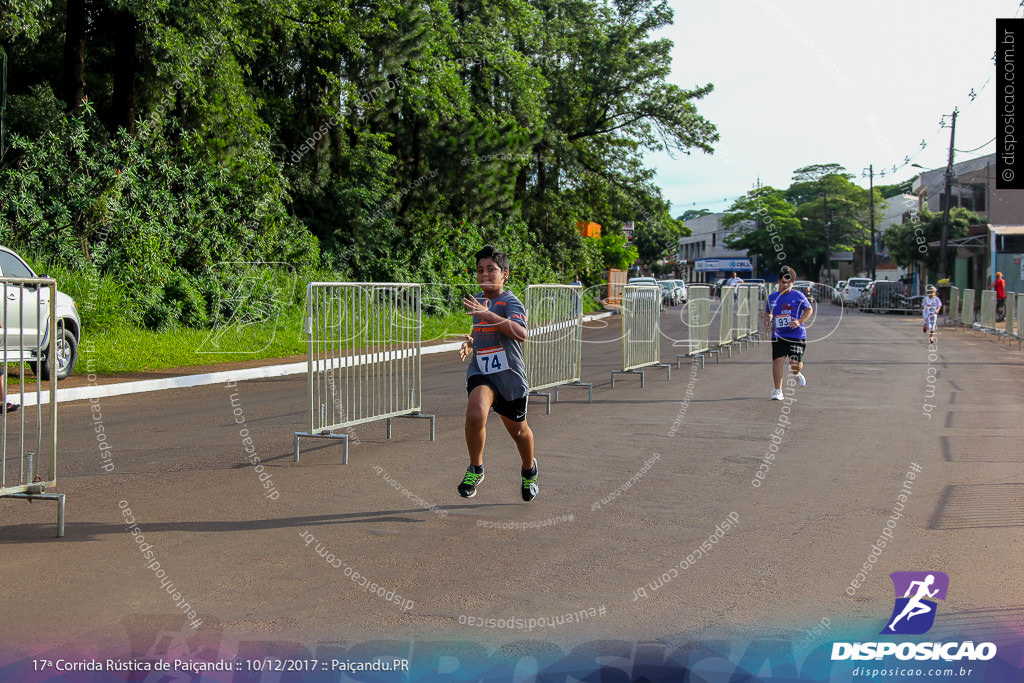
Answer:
[{"xmin": 21, "ymin": 312, "xmax": 614, "ymax": 405}]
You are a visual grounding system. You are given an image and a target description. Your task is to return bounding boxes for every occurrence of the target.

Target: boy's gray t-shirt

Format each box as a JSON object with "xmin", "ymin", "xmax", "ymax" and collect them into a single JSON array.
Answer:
[{"xmin": 465, "ymin": 289, "xmax": 529, "ymax": 401}]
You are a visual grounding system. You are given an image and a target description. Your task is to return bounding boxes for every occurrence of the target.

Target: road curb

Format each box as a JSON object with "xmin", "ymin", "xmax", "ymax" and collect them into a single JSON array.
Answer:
[{"xmin": 23, "ymin": 311, "xmax": 615, "ymax": 405}]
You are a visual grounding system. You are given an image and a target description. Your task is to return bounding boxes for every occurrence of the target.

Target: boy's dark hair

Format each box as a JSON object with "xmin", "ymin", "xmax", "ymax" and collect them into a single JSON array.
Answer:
[
  {"xmin": 780, "ymin": 265, "xmax": 796, "ymax": 281},
  {"xmin": 475, "ymin": 245, "xmax": 510, "ymax": 272}
]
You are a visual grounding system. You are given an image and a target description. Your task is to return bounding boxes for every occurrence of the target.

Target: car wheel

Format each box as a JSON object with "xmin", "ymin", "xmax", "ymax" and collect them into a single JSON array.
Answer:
[{"xmin": 35, "ymin": 325, "xmax": 78, "ymax": 381}]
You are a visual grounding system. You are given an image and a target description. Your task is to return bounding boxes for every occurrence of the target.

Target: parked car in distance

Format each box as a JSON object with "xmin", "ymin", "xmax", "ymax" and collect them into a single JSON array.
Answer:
[
  {"xmin": 858, "ymin": 280, "xmax": 909, "ymax": 313},
  {"xmin": 832, "ymin": 280, "xmax": 847, "ymax": 305},
  {"xmin": 626, "ymin": 277, "xmax": 664, "ymax": 309},
  {"xmin": 0, "ymin": 246, "xmax": 81, "ymax": 380},
  {"xmin": 671, "ymin": 279, "xmax": 688, "ymax": 304},
  {"xmin": 627, "ymin": 277, "xmax": 658, "ymax": 286},
  {"xmin": 792, "ymin": 280, "xmax": 815, "ymax": 303},
  {"xmin": 658, "ymin": 280, "xmax": 682, "ymax": 306},
  {"xmin": 842, "ymin": 277, "xmax": 872, "ymax": 306}
]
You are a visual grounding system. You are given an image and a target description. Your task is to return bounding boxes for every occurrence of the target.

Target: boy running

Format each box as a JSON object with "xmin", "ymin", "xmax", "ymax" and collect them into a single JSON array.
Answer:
[
  {"xmin": 457, "ymin": 245, "xmax": 538, "ymax": 501},
  {"xmin": 922, "ymin": 285, "xmax": 941, "ymax": 344},
  {"xmin": 764, "ymin": 266, "xmax": 813, "ymax": 400}
]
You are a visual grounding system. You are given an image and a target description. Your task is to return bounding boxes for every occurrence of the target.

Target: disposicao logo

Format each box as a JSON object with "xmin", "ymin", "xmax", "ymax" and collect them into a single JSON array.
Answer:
[
  {"xmin": 881, "ymin": 571, "xmax": 948, "ymax": 635},
  {"xmin": 831, "ymin": 571, "xmax": 997, "ymax": 663}
]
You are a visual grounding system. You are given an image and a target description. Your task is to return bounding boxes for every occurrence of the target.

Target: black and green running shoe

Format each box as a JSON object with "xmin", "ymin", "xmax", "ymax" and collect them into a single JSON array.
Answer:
[
  {"xmin": 521, "ymin": 460, "xmax": 538, "ymax": 502},
  {"xmin": 458, "ymin": 468, "xmax": 484, "ymax": 498}
]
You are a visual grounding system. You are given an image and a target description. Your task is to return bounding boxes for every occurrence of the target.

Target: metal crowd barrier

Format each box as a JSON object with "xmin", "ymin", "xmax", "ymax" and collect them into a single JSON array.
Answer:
[
  {"xmin": 865, "ymin": 285, "xmax": 913, "ymax": 313},
  {"xmin": 732, "ymin": 286, "xmax": 750, "ymax": 347},
  {"xmin": 0, "ymin": 276, "xmax": 63, "ymax": 537},
  {"xmin": 677, "ymin": 285, "xmax": 710, "ymax": 368},
  {"xmin": 524, "ymin": 284, "xmax": 592, "ymax": 413},
  {"xmin": 947, "ymin": 287, "xmax": 960, "ymax": 327},
  {"xmin": 294, "ymin": 282, "xmax": 434, "ymax": 463},
  {"xmin": 979, "ymin": 290, "xmax": 996, "ymax": 333},
  {"xmin": 1004, "ymin": 292, "xmax": 1017, "ymax": 347},
  {"xmin": 1015, "ymin": 293, "xmax": 1024, "ymax": 349},
  {"xmin": 960, "ymin": 289, "xmax": 975, "ymax": 328},
  {"xmin": 715, "ymin": 286, "xmax": 737, "ymax": 357},
  {"xmin": 739, "ymin": 285, "xmax": 761, "ymax": 343},
  {"xmin": 612, "ymin": 285, "xmax": 670, "ymax": 387}
]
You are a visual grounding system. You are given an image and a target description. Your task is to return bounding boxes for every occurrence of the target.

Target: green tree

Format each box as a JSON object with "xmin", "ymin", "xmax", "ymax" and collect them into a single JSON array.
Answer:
[
  {"xmin": 678, "ymin": 208, "xmax": 711, "ymax": 221},
  {"xmin": 520, "ymin": 0, "xmax": 717, "ymax": 252},
  {"xmin": 881, "ymin": 207, "xmax": 977, "ymax": 273},
  {"xmin": 787, "ymin": 164, "xmax": 879, "ymax": 280},
  {"xmin": 598, "ymin": 232, "xmax": 639, "ymax": 271},
  {"xmin": 722, "ymin": 188, "xmax": 803, "ymax": 275},
  {"xmin": 633, "ymin": 216, "xmax": 687, "ymax": 266},
  {"xmin": 1, "ymin": 0, "xmax": 722, "ymax": 329}
]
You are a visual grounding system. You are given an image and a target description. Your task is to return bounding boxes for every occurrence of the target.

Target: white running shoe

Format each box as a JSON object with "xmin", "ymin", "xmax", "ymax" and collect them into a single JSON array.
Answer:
[
  {"xmin": 770, "ymin": 389, "xmax": 784, "ymax": 400},
  {"xmin": 795, "ymin": 372, "xmax": 806, "ymax": 387}
]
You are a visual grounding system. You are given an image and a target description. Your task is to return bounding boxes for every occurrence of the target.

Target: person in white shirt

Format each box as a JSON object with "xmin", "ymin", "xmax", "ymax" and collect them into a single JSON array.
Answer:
[{"xmin": 922, "ymin": 285, "xmax": 942, "ymax": 344}]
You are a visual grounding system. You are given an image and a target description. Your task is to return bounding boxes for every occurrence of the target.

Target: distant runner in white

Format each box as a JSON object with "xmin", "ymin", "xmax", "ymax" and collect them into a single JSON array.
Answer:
[{"xmin": 922, "ymin": 285, "xmax": 942, "ymax": 344}]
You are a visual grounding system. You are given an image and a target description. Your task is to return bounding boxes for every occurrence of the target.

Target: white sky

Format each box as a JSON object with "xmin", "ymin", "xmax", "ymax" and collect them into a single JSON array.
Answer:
[{"xmin": 649, "ymin": 0, "xmax": 1011, "ymax": 216}]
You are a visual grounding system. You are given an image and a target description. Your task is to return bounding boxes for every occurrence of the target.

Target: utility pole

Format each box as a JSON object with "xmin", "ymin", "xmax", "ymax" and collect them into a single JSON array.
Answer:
[
  {"xmin": 822, "ymin": 189, "xmax": 831, "ymax": 285},
  {"xmin": 867, "ymin": 164, "xmax": 876, "ymax": 280},
  {"xmin": 939, "ymin": 109, "xmax": 957, "ymax": 281}
]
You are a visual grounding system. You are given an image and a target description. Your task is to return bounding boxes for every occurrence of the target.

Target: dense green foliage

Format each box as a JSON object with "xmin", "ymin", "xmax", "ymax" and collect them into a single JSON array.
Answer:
[
  {"xmin": 724, "ymin": 163, "xmax": 883, "ymax": 281},
  {"xmin": 881, "ymin": 207, "xmax": 976, "ymax": 273},
  {"xmin": 0, "ymin": 0, "xmax": 718, "ymax": 333}
]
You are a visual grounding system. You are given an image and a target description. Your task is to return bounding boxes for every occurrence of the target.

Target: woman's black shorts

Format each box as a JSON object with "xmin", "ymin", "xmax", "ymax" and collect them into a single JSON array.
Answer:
[{"xmin": 771, "ymin": 338, "xmax": 806, "ymax": 361}]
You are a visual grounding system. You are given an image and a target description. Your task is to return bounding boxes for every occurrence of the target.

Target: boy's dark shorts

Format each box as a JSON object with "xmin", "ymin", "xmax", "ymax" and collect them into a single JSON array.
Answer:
[
  {"xmin": 467, "ymin": 375, "xmax": 528, "ymax": 422},
  {"xmin": 772, "ymin": 337, "xmax": 806, "ymax": 361}
]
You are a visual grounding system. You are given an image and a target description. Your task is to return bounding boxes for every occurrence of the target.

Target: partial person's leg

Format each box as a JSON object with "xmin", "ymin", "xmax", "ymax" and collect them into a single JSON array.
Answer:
[
  {"xmin": 772, "ymin": 356, "xmax": 786, "ymax": 390},
  {"xmin": 465, "ymin": 384, "xmax": 494, "ymax": 466},
  {"xmin": 500, "ymin": 415, "xmax": 534, "ymax": 471}
]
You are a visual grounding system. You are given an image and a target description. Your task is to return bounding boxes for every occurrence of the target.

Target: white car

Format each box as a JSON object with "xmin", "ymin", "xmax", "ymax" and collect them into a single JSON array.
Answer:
[
  {"xmin": 672, "ymin": 279, "xmax": 688, "ymax": 303},
  {"xmin": 832, "ymin": 280, "xmax": 847, "ymax": 305},
  {"xmin": 0, "ymin": 246, "xmax": 82, "ymax": 380},
  {"xmin": 842, "ymin": 278, "xmax": 872, "ymax": 306},
  {"xmin": 626, "ymin": 277, "xmax": 664, "ymax": 309}
]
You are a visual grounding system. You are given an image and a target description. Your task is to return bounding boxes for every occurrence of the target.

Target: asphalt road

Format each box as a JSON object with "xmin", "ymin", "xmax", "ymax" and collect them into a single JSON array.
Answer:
[{"xmin": 1, "ymin": 302, "xmax": 1022, "ymax": 665}]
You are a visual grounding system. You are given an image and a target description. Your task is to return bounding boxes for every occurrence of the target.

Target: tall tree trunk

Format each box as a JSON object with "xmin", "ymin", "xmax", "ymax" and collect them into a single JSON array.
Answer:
[
  {"xmin": 112, "ymin": 8, "xmax": 137, "ymax": 133},
  {"xmin": 63, "ymin": 0, "xmax": 86, "ymax": 113}
]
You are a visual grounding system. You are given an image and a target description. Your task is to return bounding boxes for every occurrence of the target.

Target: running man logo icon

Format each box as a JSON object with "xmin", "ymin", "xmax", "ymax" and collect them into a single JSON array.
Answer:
[{"xmin": 881, "ymin": 571, "xmax": 949, "ymax": 635}]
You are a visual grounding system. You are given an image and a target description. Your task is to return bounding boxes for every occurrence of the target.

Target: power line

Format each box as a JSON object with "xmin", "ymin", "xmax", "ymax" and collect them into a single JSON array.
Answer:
[
  {"xmin": 679, "ymin": 43, "xmax": 999, "ymax": 206},
  {"xmin": 955, "ymin": 137, "xmax": 995, "ymax": 154}
]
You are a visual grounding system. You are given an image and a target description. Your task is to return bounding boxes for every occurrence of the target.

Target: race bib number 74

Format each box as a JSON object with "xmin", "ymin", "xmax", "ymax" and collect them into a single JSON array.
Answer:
[{"xmin": 476, "ymin": 346, "xmax": 508, "ymax": 375}]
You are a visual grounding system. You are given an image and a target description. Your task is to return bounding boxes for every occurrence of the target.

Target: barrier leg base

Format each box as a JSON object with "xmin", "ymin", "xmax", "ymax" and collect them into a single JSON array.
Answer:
[
  {"xmin": 386, "ymin": 412, "xmax": 436, "ymax": 441},
  {"xmin": 529, "ymin": 391, "xmax": 552, "ymax": 415},
  {"xmin": 611, "ymin": 369, "xmax": 643, "ymax": 388},
  {"xmin": 654, "ymin": 363, "xmax": 672, "ymax": 381},
  {"xmin": 678, "ymin": 353, "xmax": 705, "ymax": 369},
  {"xmin": 294, "ymin": 431, "xmax": 349, "ymax": 464},
  {"xmin": 709, "ymin": 349, "xmax": 721, "ymax": 364},
  {"xmin": 2, "ymin": 492, "xmax": 65, "ymax": 538},
  {"xmin": 553, "ymin": 382, "xmax": 593, "ymax": 404}
]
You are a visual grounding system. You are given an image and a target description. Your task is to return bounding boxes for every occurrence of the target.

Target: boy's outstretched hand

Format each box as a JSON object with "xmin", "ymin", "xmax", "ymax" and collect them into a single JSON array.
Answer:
[
  {"xmin": 463, "ymin": 296, "xmax": 495, "ymax": 319},
  {"xmin": 459, "ymin": 335, "xmax": 473, "ymax": 362}
]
